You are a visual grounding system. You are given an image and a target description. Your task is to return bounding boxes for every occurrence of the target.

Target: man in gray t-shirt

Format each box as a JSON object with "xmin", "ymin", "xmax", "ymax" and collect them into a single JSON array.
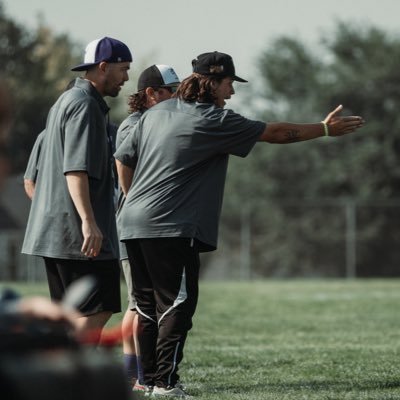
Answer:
[
  {"xmin": 22, "ymin": 37, "xmax": 132, "ymax": 343},
  {"xmin": 114, "ymin": 51, "xmax": 364, "ymax": 396},
  {"xmin": 116, "ymin": 64, "xmax": 180, "ymax": 389},
  {"xmin": 23, "ymin": 80, "xmax": 77, "ymax": 200},
  {"xmin": 23, "ymin": 130, "xmax": 44, "ymax": 200}
]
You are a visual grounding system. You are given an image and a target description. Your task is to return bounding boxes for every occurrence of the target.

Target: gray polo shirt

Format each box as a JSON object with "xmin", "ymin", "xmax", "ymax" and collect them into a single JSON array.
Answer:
[
  {"xmin": 24, "ymin": 130, "xmax": 45, "ymax": 182},
  {"xmin": 115, "ymin": 111, "xmax": 142, "ymax": 260},
  {"xmin": 116, "ymin": 111, "xmax": 142, "ymax": 149},
  {"xmin": 22, "ymin": 78, "xmax": 119, "ymax": 260},
  {"xmin": 114, "ymin": 98, "xmax": 265, "ymax": 252}
]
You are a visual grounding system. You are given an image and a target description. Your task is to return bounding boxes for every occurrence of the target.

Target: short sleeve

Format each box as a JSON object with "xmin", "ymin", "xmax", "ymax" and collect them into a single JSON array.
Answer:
[
  {"xmin": 114, "ymin": 121, "xmax": 140, "ymax": 168},
  {"xmin": 24, "ymin": 130, "xmax": 45, "ymax": 181},
  {"xmin": 196, "ymin": 109, "xmax": 266, "ymax": 158},
  {"xmin": 63, "ymin": 99, "xmax": 106, "ymax": 179}
]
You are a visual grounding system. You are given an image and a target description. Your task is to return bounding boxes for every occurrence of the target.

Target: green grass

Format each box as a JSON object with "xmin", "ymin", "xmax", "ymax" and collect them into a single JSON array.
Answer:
[{"xmin": 4, "ymin": 279, "xmax": 400, "ymax": 399}]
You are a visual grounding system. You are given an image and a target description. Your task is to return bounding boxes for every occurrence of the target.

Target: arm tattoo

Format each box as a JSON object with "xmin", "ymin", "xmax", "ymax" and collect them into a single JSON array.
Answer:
[{"xmin": 285, "ymin": 129, "xmax": 300, "ymax": 142}]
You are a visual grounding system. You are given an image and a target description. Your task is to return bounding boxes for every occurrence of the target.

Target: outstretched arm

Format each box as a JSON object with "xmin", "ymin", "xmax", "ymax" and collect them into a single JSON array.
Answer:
[{"xmin": 258, "ymin": 105, "xmax": 364, "ymax": 143}]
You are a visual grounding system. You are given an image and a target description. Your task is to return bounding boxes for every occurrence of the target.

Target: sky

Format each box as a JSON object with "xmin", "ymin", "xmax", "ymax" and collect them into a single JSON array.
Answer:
[{"xmin": 4, "ymin": 0, "xmax": 400, "ymax": 109}]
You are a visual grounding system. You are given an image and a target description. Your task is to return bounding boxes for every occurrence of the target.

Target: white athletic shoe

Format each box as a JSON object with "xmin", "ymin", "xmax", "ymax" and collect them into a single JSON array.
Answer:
[
  {"xmin": 133, "ymin": 381, "xmax": 153, "ymax": 396},
  {"xmin": 151, "ymin": 384, "xmax": 188, "ymax": 397}
]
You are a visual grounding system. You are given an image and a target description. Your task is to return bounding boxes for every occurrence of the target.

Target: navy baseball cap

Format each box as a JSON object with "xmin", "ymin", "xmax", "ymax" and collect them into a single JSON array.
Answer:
[
  {"xmin": 71, "ymin": 37, "xmax": 132, "ymax": 71},
  {"xmin": 137, "ymin": 65, "xmax": 180, "ymax": 91},
  {"xmin": 192, "ymin": 51, "xmax": 247, "ymax": 82}
]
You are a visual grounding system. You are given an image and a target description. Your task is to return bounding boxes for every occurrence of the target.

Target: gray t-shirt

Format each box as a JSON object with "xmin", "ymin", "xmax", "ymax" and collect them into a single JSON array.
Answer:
[
  {"xmin": 114, "ymin": 98, "xmax": 265, "ymax": 252},
  {"xmin": 115, "ymin": 111, "xmax": 142, "ymax": 260},
  {"xmin": 116, "ymin": 111, "xmax": 142, "ymax": 149},
  {"xmin": 22, "ymin": 78, "xmax": 119, "ymax": 260},
  {"xmin": 24, "ymin": 130, "xmax": 45, "ymax": 182}
]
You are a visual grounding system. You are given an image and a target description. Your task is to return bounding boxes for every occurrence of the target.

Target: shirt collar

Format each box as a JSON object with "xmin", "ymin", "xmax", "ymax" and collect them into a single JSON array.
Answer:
[{"xmin": 74, "ymin": 77, "xmax": 110, "ymax": 114}]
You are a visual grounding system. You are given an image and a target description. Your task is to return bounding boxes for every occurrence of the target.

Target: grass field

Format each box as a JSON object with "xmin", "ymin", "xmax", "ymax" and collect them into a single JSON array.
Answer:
[{"xmin": 4, "ymin": 279, "xmax": 400, "ymax": 399}]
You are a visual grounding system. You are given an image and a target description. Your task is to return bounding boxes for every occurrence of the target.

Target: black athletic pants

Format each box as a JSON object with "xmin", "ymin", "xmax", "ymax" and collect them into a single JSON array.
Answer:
[{"xmin": 125, "ymin": 238, "xmax": 200, "ymax": 388}]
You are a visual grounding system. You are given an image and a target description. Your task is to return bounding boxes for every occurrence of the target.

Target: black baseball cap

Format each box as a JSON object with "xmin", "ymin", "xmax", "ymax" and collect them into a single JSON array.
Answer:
[
  {"xmin": 192, "ymin": 51, "xmax": 247, "ymax": 82},
  {"xmin": 71, "ymin": 37, "xmax": 132, "ymax": 71},
  {"xmin": 137, "ymin": 64, "xmax": 180, "ymax": 92}
]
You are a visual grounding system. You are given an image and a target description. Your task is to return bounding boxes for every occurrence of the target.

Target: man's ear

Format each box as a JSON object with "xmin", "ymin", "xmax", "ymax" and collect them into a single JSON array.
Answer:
[
  {"xmin": 210, "ymin": 80, "xmax": 219, "ymax": 90},
  {"xmin": 145, "ymin": 87, "xmax": 155, "ymax": 98},
  {"xmin": 98, "ymin": 61, "xmax": 108, "ymax": 73}
]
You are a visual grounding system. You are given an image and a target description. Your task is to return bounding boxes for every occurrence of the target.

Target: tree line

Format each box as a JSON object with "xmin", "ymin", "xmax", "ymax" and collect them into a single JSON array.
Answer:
[
  {"xmin": 220, "ymin": 23, "xmax": 400, "ymax": 277},
  {"xmin": 0, "ymin": 2, "xmax": 129, "ymax": 172}
]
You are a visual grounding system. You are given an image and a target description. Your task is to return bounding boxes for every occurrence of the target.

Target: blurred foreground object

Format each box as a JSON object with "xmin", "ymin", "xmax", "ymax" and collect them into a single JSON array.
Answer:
[{"xmin": 0, "ymin": 281, "xmax": 134, "ymax": 400}]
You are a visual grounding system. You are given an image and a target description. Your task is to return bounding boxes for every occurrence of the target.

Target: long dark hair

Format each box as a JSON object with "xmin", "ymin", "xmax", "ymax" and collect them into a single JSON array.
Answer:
[
  {"xmin": 127, "ymin": 91, "xmax": 147, "ymax": 113},
  {"xmin": 174, "ymin": 73, "xmax": 223, "ymax": 103}
]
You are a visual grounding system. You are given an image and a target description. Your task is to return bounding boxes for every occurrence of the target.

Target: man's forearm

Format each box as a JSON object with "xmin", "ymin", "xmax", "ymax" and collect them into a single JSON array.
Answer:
[
  {"xmin": 65, "ymin": 172, "xmax": 96, "ymax": 222},
  {"xmin": 259, "ymin": 123, "xmax": 323, "ymax": 143},
  {"xmin": 65, "ymin": 171, "xmax": 103, "ymax": 257},
  {"xmin": 258, "ymin": 105, "xmax": 364, "ymax": 143}
]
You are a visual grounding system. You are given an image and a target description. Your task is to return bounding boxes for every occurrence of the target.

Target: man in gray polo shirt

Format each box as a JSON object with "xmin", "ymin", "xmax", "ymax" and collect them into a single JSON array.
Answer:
[
  {"xmin": 22, "ymin": 37, "xmax": 132, "ymax": 342},
  {"xmin": 23, "ymin": 80, "xmax": 77, "ymax": 199},
  {"xmin": 116, "ymin": 64, "xmax": 180, "ymax": 390},
  {"xmin": 115, "ymin": 51, "xmax": 364, "ymax": 397},
  {"xmin": 23, "ymin": 130, "xmax": 44, "ymax": 199}
]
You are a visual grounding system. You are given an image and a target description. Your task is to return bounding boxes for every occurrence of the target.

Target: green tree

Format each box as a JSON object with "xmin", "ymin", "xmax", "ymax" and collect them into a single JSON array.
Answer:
[
  {"xmin": 0, "ymin": 2, "xmax": 133, "ymax": 173},
  {"xmin": 216, "ymin": 23, "xmax": 400, "ymax": 278},
  {"xmin": 0, "ymin": 2, "xmax": 82, "ymax": 171}
]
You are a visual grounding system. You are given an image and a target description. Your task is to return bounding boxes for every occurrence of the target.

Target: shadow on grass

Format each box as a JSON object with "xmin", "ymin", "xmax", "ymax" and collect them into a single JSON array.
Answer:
[{"xmin": 199, "ymin": 377, "xmax": 400, "ymax": 396}]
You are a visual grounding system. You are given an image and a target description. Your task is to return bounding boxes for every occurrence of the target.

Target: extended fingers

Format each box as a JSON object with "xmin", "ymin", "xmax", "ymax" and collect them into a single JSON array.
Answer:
[
  {"xmin": 342, "ymin": 119, "xmax": 364, "ymax": 128},
  {"xmin": 343, "ymin": 118, "xmax": 365, "ymax": 131},
  {"xmin": 328, "ymin": 115, "xmax": 364, "ymax": 136},
  {"xmin": 323, "ymin": 104, "xmax": 343, "ymax": 123},
  {"xmin": 336, "ymin": 120, "xmax": 364, "ymax": 135},
  {"xmin": 342, "ymin": 116, "xmax": 364, "ymax": 123},
  {"xmin": 330, "ymin": 104, "xmax": 344, "ymax": 117}
]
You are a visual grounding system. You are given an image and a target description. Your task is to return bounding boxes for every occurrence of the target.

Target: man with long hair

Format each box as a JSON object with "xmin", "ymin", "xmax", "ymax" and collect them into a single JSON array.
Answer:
[
  {"xmin": 115, "ymin": 51, "xmax": 364, "ymax": 397},
  {"xmin": 116, "ymin": 64, "xmax": 180, "ymax": 392}
]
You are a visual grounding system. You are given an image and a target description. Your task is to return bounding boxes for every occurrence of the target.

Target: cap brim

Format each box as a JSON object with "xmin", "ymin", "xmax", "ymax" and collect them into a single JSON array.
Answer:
[
  {"xmin": 234, "ymin": 75, "xmax": 247, "ymax": 83},
  {"xmin": 71, "ymin": 62, "xmax": 98, "ymax": 72},
  {"xmin": 161, "ymin": 83, "xmax": 180, "ymax": 88}
]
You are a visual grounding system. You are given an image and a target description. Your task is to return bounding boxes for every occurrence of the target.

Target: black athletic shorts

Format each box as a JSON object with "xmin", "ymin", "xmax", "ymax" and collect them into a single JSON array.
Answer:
[{"xmin": 43, "ymin": 257, "xmax": 121, "ymax": 316}]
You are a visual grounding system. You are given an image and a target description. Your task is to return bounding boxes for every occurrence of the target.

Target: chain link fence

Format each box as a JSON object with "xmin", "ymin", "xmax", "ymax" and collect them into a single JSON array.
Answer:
[
  {"xmin": 201, "ymin": 199, "xmax": 400, "ymax": 280},
  {"xmin": 1, "ymin": 199, "xmax": 399, "ymax": 281}
]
